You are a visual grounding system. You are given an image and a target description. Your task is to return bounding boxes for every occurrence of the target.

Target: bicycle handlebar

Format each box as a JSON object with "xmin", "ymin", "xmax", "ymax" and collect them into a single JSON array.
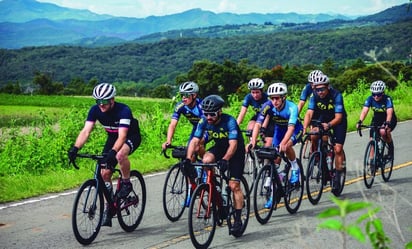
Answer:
[
  {"xmin": 69, "ymin": 153, "xmax": 105, "ymax": 170},
  {"xmin": 357, "ymin": 124, "xmax": 388, "ymax": 137},
  {"xmin": 161, "ymin": 144, "xmax": 187, "ymax": 159}
]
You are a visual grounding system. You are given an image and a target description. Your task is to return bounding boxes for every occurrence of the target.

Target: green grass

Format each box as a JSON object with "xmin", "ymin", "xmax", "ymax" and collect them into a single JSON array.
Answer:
[{"xmin": 0, "ymin": 80, "xmax": 411, "ymax": 203}]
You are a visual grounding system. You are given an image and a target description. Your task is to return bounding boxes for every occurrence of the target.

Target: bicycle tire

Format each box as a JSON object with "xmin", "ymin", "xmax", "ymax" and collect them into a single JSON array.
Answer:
[
  {"xmin": 253, "ymin": 165, "xmax": 276, "ymax": 225},
  {"xmin": 188, "ymin": 183, "xmax": 216, "ymax": 249},
  {"xmin": 227, "ymin": 176, "xmax": 250, "ymax": 237},
  {"xmin": 306, "ymin": 151, "xmax": 324, "ymax": 205},
  {"xmin": 381, "ymin": 142, "xmax": 394, "ymax": 182},
  {"xmin": 299, "ymin": 135, "xmax": 312, "ymax": 171},
  {"xmin": 162, "ymin": 163, "xmax": 188, "ymax": 222},
  {"xmin": 363, "ymin": 141, "xmax": 376, "ymax": 188},
  {"xmin": 72, "ymin": 179, "xmax": 103, "ymax": 245},
  {"xmin": 244, "ymin": 152, "xmax": 255, "ymax": 193},
  {"xmin": 117, "ymin": 170, "xmax": 146, "ymax": 232},
  {"xmin": 284, "ymin": 159, "xmax": 304, "ymax": 214},
  {"xmin": 332, "ymin": 150, "xmax": 346, "ymax": 196}
]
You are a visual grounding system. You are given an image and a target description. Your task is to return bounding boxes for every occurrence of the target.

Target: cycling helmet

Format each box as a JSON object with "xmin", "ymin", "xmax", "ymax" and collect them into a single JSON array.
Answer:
[
  {"xmin": 308, "ymin": 70, "xmax": 324, "ymax": 83},
  {"xmin": 312, "ymin": 74, "xmax": 330, "ymax": 86},
  {"xmin": 248, "ymin": 78, "xmax": 265, "ymax": 90},
  {"xmin": 179, "ymin": 81, "xmax": 199, "ymax": 94},
  {"xmin": 267, "ymin": 82, "xmax": 288, "ymax": 96},
  {"xmin": 370, "ymin": 80, "xmax": 386, "ymax": 94},
  {"xmin": 92, "ymin": 83, "xmax": 116, "ymax": 100},
  {"xmin": 201, "ymin": 95, "xmax": 225, "ymax": 112}
]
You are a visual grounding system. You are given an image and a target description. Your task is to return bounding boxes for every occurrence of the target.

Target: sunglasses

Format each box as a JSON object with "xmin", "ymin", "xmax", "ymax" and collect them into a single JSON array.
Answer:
[
  {"xmin": 270, "ymin": 96, "xmax": 282, "ymax": 101},
  {"xmin": 315, "ymin": 87, "xmax": 327, "ymax": 93},
  {"xmin": 204, "ymin": 111, "xmax": 218, "ymax": 117},
  {"xmin": 372, "ymin": 93, "xmax": 383, "ymax": 97},
  {"xmin": 96, "ymin": 99, "xmax": 110, "ymax": 105},
  {"xmin": 180, "ymin": 93, "xmax": 192, "ymax": 98}
]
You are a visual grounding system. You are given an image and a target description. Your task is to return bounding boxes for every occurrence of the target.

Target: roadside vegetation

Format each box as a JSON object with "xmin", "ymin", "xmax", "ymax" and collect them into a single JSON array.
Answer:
[{"xmin": 0, "ymin": 77, "xmax": 411, "ymax": 203}]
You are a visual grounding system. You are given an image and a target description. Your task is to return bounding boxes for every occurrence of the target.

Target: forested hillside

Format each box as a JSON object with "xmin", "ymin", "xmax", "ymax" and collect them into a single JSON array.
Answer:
[{"xmin": 1, "ymin": 18, "xmax": 411, "ymax": 91}]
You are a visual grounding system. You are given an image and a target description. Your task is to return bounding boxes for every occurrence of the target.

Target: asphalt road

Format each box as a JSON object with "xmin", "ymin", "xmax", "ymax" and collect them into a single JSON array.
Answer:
[{"xmin": 1, "ymin": 121, "xmax": 412, "ymax": 249}]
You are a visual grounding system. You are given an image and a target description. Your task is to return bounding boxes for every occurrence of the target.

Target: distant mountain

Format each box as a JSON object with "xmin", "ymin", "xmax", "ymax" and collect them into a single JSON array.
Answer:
[{"xmin": 0, "ymin": 0, "xmax": 354, "ymax": 49}]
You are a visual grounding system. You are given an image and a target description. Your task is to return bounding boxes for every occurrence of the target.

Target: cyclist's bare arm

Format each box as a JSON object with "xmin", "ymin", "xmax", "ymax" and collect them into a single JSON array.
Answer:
[
  {"xmin": 303, "ymin": 109, "xmax": 314, "ymax": 132},
  {"xmin": 74, "ymin": 121, "xmax": 95, "ymax": 148},
  {"xmin": 163, "ymin": 119, "xmax": 178, "ymax": 149},
  {"xmin": 236, "ymin": 106, "xmax": 248, "ymax": 125},
  {"xmin": 186, "ymin": 136, "xmax": 200, "ymax": 160}
]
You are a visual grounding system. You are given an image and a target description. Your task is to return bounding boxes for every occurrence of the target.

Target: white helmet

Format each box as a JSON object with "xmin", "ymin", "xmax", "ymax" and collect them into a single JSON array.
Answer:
[
  {"xmin": 179, "ymin": 81, "xmax": 199, "ymax": 94},
  {"xmin": 370, "ymin": 80, "xmax": 386, "ymax": 94},
  {"xmin": 308, "ymin": 70, "xmax": 324, "ymax": 83},
  {"xmin": 312, "ymin": 74, "xmax": 330, "ymax": 86},
  {"xmin": 92, "ymin": 83, "xmax": 116, "ymax": 100},
  {"xmin": 267, "ymin": 82, "xmax": 287, "ymax": 96},
  {"xmin": 248, "ymin": 78, "xmax": 265, "ymax": 90}
]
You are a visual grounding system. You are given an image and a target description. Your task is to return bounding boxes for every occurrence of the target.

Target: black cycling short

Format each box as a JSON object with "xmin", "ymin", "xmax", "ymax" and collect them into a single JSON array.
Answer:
[
  {"xmin": 103, "ymin": 133, "xmax": 141, "ymax": 155},
  {"xmin": 208, "ymin": 142, "xmax": 245, "ymax": 181}
]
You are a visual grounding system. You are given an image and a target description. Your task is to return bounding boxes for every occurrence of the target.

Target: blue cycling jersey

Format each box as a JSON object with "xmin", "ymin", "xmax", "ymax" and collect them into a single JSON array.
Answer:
[
  {"xmin": 363, "ymin": 94, "xmax": 396, "ymax": 123},
  {"xmin": 257, "ymin": 100, "xmax": 301, "ymax": 127},
  {"xmin": 299, "ymin": 83, "xmax": 313, "ymax": 101},
  {"xmin": 308, "ymin": 88, "xmax": 347, "ymax": 122},
  {"xmin": 171, "ymin": 98, "xmax": 203, "ymax": 126},
  {"xmin": 86, "ymin": 102, "xmax": 139, "ymax": 137},
  {"xmin": 194, "ymin": 114, "xmax": 244, "ymax": 145},
  {"xmin": 241, "ymin": 92, "xmax": 269, "ymax": 115}
]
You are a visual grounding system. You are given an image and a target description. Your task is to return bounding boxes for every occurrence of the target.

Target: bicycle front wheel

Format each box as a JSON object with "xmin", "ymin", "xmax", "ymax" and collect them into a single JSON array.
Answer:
[
  {"xmin": 227, "ymin": 176, "xmax": 250, "ymax": 237},
  {"xmin": 363, "ymin": 141, "xmax": 376, "ymax": 188},
  {"xmin": 306, "ymin": 151, "xmax": 323, "ymax": 205},
  {"xmin": 284, "ymin": 159, "xmax": 304, "ymax": 214},
  {"xmin": 162, "ymin": 163, "xmax": 188, "ymax": 222},
  {"xmin": 381, "ymin": 142, "xmax": 394, "ymax": 182},
  {"xmin": 117, "ymin": 170, "xmax": 146, "ymax": 232},
  {"xmin": 188, "ymin": 184, "xmax": 216, "ymax": 249},
  {"xmin": 72, "ymin": 179, "xmax": 103, "ymax": 245},
  {"xmin": 253, "ymin": 165, "xmax": 276, "ymax": 225}
]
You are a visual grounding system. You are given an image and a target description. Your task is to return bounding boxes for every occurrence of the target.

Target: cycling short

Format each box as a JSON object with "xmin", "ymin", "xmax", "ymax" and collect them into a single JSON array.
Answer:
[
  {"xmin": 272, "ymin": 123, "xmax": 303, "ymax": 147},
  {"xmin": 265, "ymin": 119, "xmax": 275, "ymax": 138},
  {"xmin": 103, "ymin": 133, "xmax": 141, "ymax": 155},
  {"xmin": 208, "ymin": 142, "xmax": 245, "ymax": 181},
  {"xmin": 369, "ymin": 118, "xmax": 397, "ymax": 137},
  {"xmin": 331, "ymin": 119, "xmax": 347, "ymax": 145}
]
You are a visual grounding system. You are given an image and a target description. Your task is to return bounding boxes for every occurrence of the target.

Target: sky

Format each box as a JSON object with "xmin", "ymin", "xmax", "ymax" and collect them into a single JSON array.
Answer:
[{"xmin": 36, "ymin": 0, "xmax": 409, "ymax": 18}]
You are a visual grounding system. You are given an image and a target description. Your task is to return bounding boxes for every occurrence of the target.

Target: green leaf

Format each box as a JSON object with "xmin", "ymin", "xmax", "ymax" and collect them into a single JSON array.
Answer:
[
  {"xmin": 318, "ymin": 219, "xmax": 343, "ymax": 231},
  {"xmin": 347, "ymin": 225, "xmax": 366, "ymax": 243},
  {"xmin": 318, "ymin": 208, "xmax": 340, "ymax": 218},
  {"xmin": 346, "ymin": 201, "xmax": 371, "ymax": 213}
]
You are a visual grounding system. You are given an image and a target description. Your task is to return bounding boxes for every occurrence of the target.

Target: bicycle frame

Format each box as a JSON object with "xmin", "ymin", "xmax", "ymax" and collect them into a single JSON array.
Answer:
[{"xmin": 358, "ymin": 124, "xmax": 386, "ymax": 167}]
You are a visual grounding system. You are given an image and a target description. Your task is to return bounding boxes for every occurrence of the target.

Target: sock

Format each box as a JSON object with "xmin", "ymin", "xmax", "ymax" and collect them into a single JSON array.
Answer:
[
  {"xmin": 122, "ymin": 178, "xmax": 130, "ymax": 183},
  {"xmin": 290, "ymin": 159, "xmax": 299, "ymax": 170},
  {"xmin": 235, "ymin": 209, "xmax": 242, "ymax": 222}
]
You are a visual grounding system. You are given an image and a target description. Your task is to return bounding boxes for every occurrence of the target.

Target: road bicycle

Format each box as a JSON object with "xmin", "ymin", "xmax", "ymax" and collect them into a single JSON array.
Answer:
[
  {"xmin": 299, "ymin": 130, "xmax": 314, "ymax": 171},
  {"xmin": 70, "ymin": 154, "xmax": 146, "ymax": 245},
  {"xmin": 161, "ymin": 144, "xmax": 202, "ymax": 222},
  {"xmin": 357, "ymin": 124, "xmax": 394, "ymax": 188},
  {"xmin": 188, "ymin": 162, "xmax": 250, "ymax": 249},
  {"xmin": 305, "ymin": 120, "xmax": 346, "ymax": 205},
  {"xmin": 252, "ymin": 146, "xmax": 304, "ymax": 224}
]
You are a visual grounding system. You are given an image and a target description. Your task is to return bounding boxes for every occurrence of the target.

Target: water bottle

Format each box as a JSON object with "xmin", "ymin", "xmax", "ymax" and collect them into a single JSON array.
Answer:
[
  {"xmin": 326, "ymin": 151, "xmax": 333, "ymax": 170},
  {"xmin": 202, "ymin": 170, "xmax": 207, "ymax": 183},
  {"xmin": 222, "ymin": 186, "xmax": 229, "ymax": 207},
  {"xmin": 196, "ymin": 167, "xmax": 202, "ymax": 180},
  {"xmin": 378, "ymin": 141, "xmax": 384, "ymax": 153},
  {"xmin": 278, "ymin": 171, "xmax": 286, "ymax": 183},
  {"xmin": 264, "ymin": 176, "xmax": 271, "ymax": 188}
]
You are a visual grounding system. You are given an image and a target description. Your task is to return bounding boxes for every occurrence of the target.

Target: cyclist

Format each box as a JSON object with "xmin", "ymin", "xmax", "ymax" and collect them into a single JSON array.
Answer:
[
  {"xmin": 183, "ymin": 95, "xmax": 245, "ymax": 234},
  {"xmin": 302, "ymin": 74, "xmax": 347, "ymax": 195},
  {"xmin": 68, "ymin": 83, "xmax": 141, "ymax": 227},
  {"xmin": 356, "ymin": 80, "xmax": 396, "ymax": 160},
  {"xmin": 161, "ymin": 81, "xmax": 206, "ymax": 207},
  {"xmin": 236, "ymin": 78, "xmax": 273, "ymax": 146},
  {"xmin": 297, "ymin": 70, "xmax": 324, "ymax": 115},
  {"xmin": 247, "ymin": 82, "xmax": 303, "ymax": 208}
]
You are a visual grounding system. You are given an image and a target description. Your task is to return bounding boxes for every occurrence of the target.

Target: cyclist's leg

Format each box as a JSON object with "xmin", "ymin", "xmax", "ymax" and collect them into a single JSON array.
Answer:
[{"xmin": 228, "ymin": 150, "xmax": 245, "ymax": 233}]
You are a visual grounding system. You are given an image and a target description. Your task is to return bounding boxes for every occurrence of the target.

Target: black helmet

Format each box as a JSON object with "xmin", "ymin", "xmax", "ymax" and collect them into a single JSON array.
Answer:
[{"xmin": 201, "ymin": 95, "xmax": 224, "ymax": 112}]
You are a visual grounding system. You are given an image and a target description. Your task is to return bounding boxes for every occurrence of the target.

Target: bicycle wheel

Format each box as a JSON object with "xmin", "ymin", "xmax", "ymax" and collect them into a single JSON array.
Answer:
[
  {"xmin": 332, "ymin": 150, "xmax": 346, "ymax": 196},
  {"xmin": 299, "ymin": 135, "xmax": 313, "ymax": 170},
  {"xmin": 72, "ymin": 179, "xmax": 103, "ymax": 245},
  {"xmin": 306, "ymin": 151, "xmax": 324, "ymax": 205},
  {"xmin": 253, "ymin": 165, "xmax": 276, "ymax": 225},
  {"xmin": 227, "ymin": 176, "xmax": 250, "ymax": 237},
  {"xmin": 284, "ymin": 159, "xmax": 304, "ymax": 214},
  {"xmin": 363, "ymin": 141, "xmax": 376, "ymax": 188},
  {"xmin": 162, "ymin": 163, "xmax": 188, "ymax": 222},
  {"xmin": 188, "ymin": 184, "xmax": 216, "ymax": 249},
  {"xmin": 117, "ymin": 170, "xmax": 146, "ymax": 232},
  {"xmin": 381, "ymin": 142, "xmax": 394, "ymax": 182}
]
